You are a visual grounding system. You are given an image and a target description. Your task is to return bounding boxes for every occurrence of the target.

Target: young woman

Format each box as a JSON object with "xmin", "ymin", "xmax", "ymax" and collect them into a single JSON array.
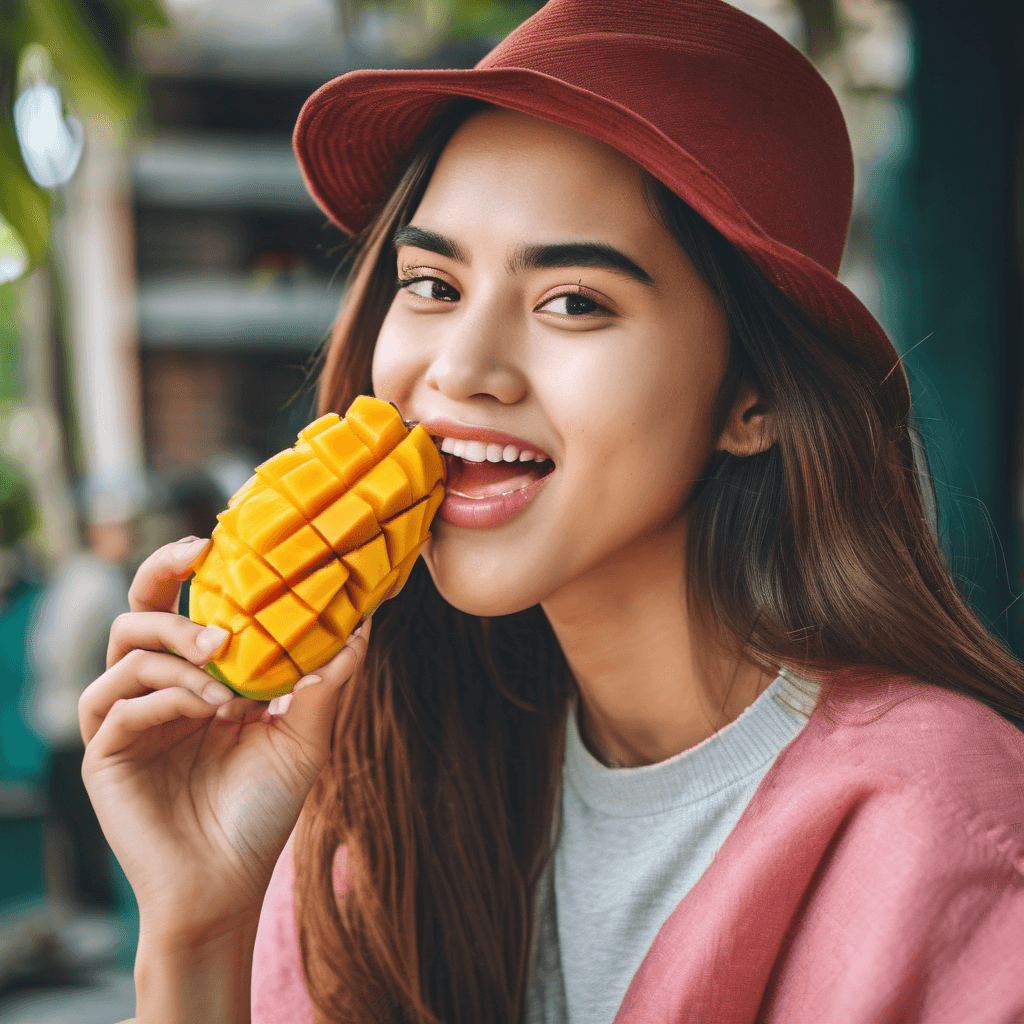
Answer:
[{"xmin": 82, "ymin": 1, "xmax": 1024, "ymax": 1022}]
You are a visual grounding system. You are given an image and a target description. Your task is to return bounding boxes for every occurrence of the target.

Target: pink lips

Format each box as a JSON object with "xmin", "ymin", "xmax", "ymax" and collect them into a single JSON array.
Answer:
[
  {"xmin": 420, "ymin": 417, "xmax": 554, "ymax": 529},
  {"xmin": 420, "ymin": 417, "xmax": 553, "ymax": 462},
  {"xmin": 438, "ymin": 471, "xmax": 551, "ymax": 528}
]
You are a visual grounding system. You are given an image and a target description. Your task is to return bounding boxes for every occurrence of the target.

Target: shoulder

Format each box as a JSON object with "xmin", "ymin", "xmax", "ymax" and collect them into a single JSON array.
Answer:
[
  {"xmin": 623, "ymin": 677, "xmax": 1024, "ymax": 1021},
  {"xmin": 771, "ymin": 673, "xmax": 1024, "ymax": 874},
  {"xmin": 744, "ymin": 678, "xmax": 1024, "ymax": 1020}
]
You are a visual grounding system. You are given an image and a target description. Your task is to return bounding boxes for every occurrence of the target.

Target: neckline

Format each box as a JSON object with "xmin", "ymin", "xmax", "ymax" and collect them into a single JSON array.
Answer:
[{"xmin": 564, "ymin": 669, "xmax": 821, "ymax": 817}]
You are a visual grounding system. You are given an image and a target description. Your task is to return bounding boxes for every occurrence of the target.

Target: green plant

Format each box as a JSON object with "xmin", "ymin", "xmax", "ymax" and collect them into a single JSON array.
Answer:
[{"xmin": 0, "ymin": 0, "xmax": 168, "ymax": 276}]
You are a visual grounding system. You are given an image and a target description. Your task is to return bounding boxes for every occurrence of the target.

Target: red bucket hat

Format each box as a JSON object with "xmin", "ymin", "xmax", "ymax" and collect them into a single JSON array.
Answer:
[{"xmin": 293, "ymin": 0, "xmax": 911, "ymax": 416}]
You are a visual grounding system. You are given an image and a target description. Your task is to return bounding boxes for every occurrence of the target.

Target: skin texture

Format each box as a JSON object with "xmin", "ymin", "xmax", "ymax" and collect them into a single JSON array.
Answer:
[{"xmin": 374, "ymin": 108, "xmax": 777, "ymax": 767}]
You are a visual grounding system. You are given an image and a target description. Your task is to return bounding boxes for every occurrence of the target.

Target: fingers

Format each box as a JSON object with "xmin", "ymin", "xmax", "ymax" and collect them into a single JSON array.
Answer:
[
  {"xmin": 128, "ymin": 536, "xmax": 211, "ymax": 615},
  {"xmin": 278, "ymin": 619, "xmax": 372, "ymax": 764},
  {"xmin": 107, "ymin": 610, "xmax": 229, "ymax": 671},
  {"xmin": 81, "ymin": 648, "xmax": 236, "ymax": 745},
  {"xmin": 86, "ymin": 686, "xmax": 221, "ymax": 760}
]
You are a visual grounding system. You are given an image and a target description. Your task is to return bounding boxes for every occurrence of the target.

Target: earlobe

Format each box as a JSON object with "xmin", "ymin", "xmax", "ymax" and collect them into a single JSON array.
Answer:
[{"xmin": 717, "ymin": 383, "xmax": 774, "ymax": 457}]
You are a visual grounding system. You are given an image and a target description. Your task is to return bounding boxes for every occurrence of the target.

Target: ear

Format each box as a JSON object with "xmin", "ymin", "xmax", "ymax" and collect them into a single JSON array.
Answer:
[{"xmin": 716, "ymin": 380, "xmax": 774, "ymax": 457}]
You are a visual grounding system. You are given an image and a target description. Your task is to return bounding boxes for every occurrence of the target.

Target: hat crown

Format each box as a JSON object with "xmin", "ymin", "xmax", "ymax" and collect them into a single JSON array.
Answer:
[
  {"xmin": 477, "ymin": 0, "xmax": 853, "ymax": 274},
  {"xmin": 292, "ymin": 0, "xmax": 908, "ymax": 412}
]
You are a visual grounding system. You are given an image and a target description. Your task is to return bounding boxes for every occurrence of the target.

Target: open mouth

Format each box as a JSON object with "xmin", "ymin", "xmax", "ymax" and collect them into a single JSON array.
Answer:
[{"xmin": 443, "ymin": 451, "xmax": 555, "ymax": 499}]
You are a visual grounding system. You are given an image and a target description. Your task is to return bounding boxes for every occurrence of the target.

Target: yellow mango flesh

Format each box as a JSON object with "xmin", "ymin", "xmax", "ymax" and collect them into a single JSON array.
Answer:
[{"xmin": 188, "ymin": 396, "xmax": 446, "ymax": 699}]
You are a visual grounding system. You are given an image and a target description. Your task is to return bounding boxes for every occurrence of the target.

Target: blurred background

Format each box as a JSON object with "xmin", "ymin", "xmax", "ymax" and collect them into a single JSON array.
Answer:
[{"xmin": 0, "ymin": 0, "xmax": 1022, "ymax": 1019}]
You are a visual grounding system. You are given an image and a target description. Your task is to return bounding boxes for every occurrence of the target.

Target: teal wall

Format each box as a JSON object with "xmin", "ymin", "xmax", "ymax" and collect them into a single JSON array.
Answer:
[{"xmin": 881, "ymin": 0, "xmax": 1024, "ymax": 657}]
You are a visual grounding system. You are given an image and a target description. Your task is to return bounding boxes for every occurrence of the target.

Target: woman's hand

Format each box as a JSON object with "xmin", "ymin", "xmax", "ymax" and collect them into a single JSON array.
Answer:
[{"xmin": 80, "ymin": 536, "xmax": 368, "ymax": 949}]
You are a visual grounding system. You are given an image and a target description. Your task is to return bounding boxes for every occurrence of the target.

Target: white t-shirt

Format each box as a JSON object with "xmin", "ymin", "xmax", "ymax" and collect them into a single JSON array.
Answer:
[{"xmin": 526, "ymin": 668, "xmax": 820, "ymax": 1024}]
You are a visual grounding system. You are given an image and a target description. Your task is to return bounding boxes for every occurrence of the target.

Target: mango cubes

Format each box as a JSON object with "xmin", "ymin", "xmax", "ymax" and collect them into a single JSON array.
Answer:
[{"xmin": 188, "ymin": 396, "xmax": 445, "ymax": 699}]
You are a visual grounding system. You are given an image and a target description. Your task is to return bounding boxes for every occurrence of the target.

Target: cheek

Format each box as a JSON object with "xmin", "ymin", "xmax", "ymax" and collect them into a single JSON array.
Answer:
[
  {"xmin": 560, "ymin": 346, "xmax": 722, "ymax": 522},
  {"xmin": 370, "ymin": 306, "xmax": 416, "ymax": 406},
  {"xmin": 565, "ymin": 424, "xmax": 703, "ymax": 546}
]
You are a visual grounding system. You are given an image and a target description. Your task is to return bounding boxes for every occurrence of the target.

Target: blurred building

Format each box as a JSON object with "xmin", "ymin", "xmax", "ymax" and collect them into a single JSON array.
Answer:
[{"xmin": 126, "ymin": 2, "xmax": 490, "ymax": 542}]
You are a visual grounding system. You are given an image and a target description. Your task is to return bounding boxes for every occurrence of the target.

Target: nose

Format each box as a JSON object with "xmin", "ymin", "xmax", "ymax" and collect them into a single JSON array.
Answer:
[{"xmin": 423, "ymin": 299, "xmax": 528, "ymax": 406}]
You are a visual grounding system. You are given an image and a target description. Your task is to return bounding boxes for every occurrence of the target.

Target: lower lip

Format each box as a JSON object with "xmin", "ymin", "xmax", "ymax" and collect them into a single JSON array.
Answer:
[{"xmin": 437, "ymin": 471, "xmax": 552, "ymax": 528}]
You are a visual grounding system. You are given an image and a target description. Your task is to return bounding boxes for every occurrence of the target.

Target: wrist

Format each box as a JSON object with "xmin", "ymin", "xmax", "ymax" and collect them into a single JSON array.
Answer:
[{"xmin": 134, "ymin": 918, "xmax": 260, "ymax": 1024}]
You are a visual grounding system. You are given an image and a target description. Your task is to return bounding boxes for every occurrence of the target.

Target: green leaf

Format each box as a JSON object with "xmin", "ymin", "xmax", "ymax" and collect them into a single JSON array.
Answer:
[
  {"xmin": 0, "ymin": 282, "xmax": 24, "ymax": 401},
  {"xmin": 449, "ymin": 0, "xmax": 544, "ymax": 42},
  {"xmin": 0, "ymin": 122, "xmax": 52, "ymax": 268},
  {"xmin": 23, "ymin": 0, "xmax": 139, "ymax": 125}
]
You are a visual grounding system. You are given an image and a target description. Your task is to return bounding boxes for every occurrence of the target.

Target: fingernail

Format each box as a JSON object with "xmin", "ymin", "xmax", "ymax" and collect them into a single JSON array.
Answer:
[
  {"xmin": 176, "ymin": 537, "xmax": 210, "ymax": 563},
  {"xmin": 267, "ymin": 694, "xmax": 293, "ymax": 715},
  {"xmin": 292, "ymin": 673, "xmax": 322, "ymax": 692},
  {"xmin": 196, "ymin": 625, "xmax": 229, "ymax": 657},
  {"xmin": 202, "ymin": 680, "xmax": 234, "ymax": 706}
]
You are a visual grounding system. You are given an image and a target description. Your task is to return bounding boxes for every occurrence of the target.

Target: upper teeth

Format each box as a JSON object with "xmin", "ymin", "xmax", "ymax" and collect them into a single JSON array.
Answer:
[{"xmin": 438, "ymin": 437, "xmax": 548, "ymax": 463}]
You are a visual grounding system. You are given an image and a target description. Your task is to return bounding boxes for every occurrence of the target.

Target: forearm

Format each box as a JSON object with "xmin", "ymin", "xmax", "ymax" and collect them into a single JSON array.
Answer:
[{"xmin": 134, "ymin": 919, "xmax": 260, "ymax": 1024}]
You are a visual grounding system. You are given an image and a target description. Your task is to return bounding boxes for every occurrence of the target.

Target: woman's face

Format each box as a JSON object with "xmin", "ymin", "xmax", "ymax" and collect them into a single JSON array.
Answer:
[{"xmin": 372, "ymin": 107, "xmax": 731, "ymax": 616}]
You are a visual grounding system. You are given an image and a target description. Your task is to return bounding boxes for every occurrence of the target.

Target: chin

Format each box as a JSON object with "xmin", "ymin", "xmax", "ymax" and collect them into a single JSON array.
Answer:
[{"xmin": 419, "ymin": 535, "xmax": 552, "ymax": 618}]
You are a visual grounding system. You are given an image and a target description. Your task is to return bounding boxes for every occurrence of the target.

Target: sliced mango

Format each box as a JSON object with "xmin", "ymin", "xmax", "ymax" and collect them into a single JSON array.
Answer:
[
  {"xmin": 389, "ymin": 429, "xmax": 446, "ymax": 501},
  {"xmin": 345, "ymin": 396, "xmax": 406, "ymax": 459},
  {"xmin": 254, "ymin": 591, "xmax": 318, "ymax": 650},
  {"xmin": 223, "ymin": 552, "xmax": 285, "ymax": 613},
  {"xmin": 307, "ymin": 421, "xmax": 375, "ymax": 487},
  {"xmin": 344, "ymin": 532, "xmax": 391, "ymax": 602},
  {"xmin": 382, "ymin": 498, "xmax": 429, "ymax": 565},
  {"xmin": 312, "ymin": 490, "xmax": 380, "ymax": 555},
  {"xmin": 264, "ymin": 524, "xmax": 334, "ymax": 583},
  {"xmin": 292, "ymin": 559, "xmax": 348, "ymax": 614},
  {"xmin": 213, "ymin": 623, "xmax": 281, "ymax": 688},
  {"xmin": 321, "ymin": 587, "xmax": 361, "ymax": 640},
  {"xmin": 188, "ymin": 397, "xmax": 446, "ymax": 699},
  {"xmin": 290, "ymin": 629, "xmax": 346, "ymax": 675},
  {"xmin": 298, "ymin": 412, "xmax": 340, "ymax": 443},
  {"xmin": 255, "ymin": 447, "xmax": 307, "ymax": 485},
  {"xmin": 351, "ymin": 459, "xmax": 412, "ymax": 521}
]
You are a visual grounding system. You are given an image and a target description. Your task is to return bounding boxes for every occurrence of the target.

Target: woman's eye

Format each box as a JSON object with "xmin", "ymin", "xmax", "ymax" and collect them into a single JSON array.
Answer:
[
  {"xmin": 398, "ymin": 276, "xmax": 460, "ymax": 302},
  {"xmin": 538, "ymin": 292, "xmax": 608, "ymax": 316}
]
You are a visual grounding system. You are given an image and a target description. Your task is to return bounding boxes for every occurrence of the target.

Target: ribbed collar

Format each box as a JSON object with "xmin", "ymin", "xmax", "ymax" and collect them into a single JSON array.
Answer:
[{"xmin": 564, "ymin": 669, "xmax": 820, "ymax": 817}]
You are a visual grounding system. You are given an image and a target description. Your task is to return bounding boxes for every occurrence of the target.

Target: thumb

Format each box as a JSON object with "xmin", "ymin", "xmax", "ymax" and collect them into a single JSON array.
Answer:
[{"xmin": 278, "ymin": 620, "xmax": 371, "ymax": 764}]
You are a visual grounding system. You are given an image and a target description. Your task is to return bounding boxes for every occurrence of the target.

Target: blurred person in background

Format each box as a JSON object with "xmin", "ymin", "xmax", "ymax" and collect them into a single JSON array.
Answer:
[
  {"xmin": 30, "ymin": 512, "xmax": 129, "ymax": 915},
  {"xmin": 28, "ymin": 460, "xmax": 235, "ymax": 916},
  {"xmin": 0, "ymin": 457, "xmax": 47, "ymax": 791},
  {"xmin": 22, "ymin": 463, "xmax": 240, "ymax": 977},
  {"xmin": 0, "ymin": 456, "xmax": 52, "ymax": 987}
]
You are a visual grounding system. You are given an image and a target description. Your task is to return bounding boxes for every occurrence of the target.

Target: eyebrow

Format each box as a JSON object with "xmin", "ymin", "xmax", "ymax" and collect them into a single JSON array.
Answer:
[
  {"xmin": 510, "ymin": 240, "xmax": 655, "ymax": 286},
  {"xmin": 393, "ymin": 225, "xmax": 468, "ymax": 264},
  {"xmin": 392, "ymin": 225, "xmax": 655, "ymax": 287}
]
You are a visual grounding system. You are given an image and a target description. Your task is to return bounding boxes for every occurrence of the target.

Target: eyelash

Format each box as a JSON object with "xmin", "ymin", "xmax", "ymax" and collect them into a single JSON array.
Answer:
[
  {"xmin": 396, "ymin": 274, "xmax": 459, "ymax": 303},
  {"xmin": 395, "ymin": 272, "xmax": 613, "ymax": 317}
]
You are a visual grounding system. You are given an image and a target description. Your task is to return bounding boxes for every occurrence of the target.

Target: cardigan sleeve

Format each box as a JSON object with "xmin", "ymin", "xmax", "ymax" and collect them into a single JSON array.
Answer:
[
  {"xmin": 251, "ymin": 832, "xmax": 316, "ymax": 1024},
  {"xmin": 251, "ymin": 835, "xmax": 352, "ymax": 1023},
  {"xmin": 760, "ymin": 781, "xmax": 1024, "ymax": 1024}
]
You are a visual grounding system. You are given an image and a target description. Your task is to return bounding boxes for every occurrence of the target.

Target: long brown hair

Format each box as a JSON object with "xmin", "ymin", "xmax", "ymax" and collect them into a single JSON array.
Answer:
[{"xmin": 296, "ymin": 98, "xmax": 1024, "ymax": 1024}]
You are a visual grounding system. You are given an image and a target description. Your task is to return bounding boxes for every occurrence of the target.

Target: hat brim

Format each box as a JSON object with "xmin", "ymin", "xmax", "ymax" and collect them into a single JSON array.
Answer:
[{"xmin": 294, "ymin": 67, "xmax": 910, "ymax": 412}]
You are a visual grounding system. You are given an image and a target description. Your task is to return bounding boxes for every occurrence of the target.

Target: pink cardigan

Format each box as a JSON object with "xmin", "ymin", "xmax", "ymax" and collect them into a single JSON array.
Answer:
[{"xmin": 252, "ymin": 676, "xmax": 1024, "ymax": 1022}]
